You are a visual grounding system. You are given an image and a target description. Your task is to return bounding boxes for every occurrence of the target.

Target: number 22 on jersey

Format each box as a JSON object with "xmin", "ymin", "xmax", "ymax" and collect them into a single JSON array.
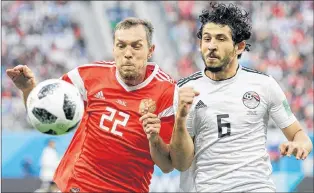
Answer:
[{"xmin": 99, "ymin": 107, "xmax": 130, "ymax": 137}]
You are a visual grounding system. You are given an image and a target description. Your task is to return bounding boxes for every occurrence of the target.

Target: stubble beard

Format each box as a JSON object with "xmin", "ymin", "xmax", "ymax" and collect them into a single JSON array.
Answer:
[{"xmin": 202, "ymin": 51, "xmax": 234, "ymax": 73}]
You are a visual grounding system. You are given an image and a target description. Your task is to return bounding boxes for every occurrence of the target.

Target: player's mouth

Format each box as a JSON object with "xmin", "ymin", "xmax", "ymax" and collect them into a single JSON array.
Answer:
[
  {"xmin": 207, "ymin": 53, "xmax": 219, "ymax": 60},
  {"xmin": 122, "ymin": 64, "xmax": 135, "ymax": 68}
]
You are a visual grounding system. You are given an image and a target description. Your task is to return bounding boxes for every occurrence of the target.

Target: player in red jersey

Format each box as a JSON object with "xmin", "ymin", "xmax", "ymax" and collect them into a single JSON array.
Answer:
[{"xmin": 6, "ymin": 18, "xmax": 176, "ymax": 192}]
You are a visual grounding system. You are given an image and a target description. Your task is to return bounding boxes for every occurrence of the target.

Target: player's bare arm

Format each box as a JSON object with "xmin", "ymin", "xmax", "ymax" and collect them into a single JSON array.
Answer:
[
  {"xmin": 279, "ymin": 120, "xmax": 313, "ymax": 160},
  {"xmin": 6, "ymin": 65, "xmax": 36, "ymax": 106},
  {"xmin": 170, "ymin": 87, "xmax": 199, "ymax": 171},
  {"xmin": 140, "ymin": 113, "xmax": 174, "ymax": 173}
]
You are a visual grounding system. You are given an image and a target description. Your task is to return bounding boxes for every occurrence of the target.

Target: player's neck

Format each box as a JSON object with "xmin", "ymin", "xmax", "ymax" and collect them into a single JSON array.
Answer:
[{"xmin": 205, "ymin": 60, "xmax": 239, "ymax": 81}]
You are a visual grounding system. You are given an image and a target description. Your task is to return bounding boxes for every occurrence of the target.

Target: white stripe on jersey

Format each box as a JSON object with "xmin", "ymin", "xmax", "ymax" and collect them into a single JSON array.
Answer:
[
  {"xmin": 155, "ymin": 70, "xmax": 174, "ymax": 83},
  {"xmin": 158, "ymin": 70, "xmax": 171, "ymax": 81},
  {"xmin": 67, "ymin": 68, "xmax": 87, "ymax": 101},
  {"xmin": 158, "ymin": 106, "xmax": 174, "ymax": 118},
  {"xmin": 155, "ymin": 74, "xmax": 166, "ymax": 82}
]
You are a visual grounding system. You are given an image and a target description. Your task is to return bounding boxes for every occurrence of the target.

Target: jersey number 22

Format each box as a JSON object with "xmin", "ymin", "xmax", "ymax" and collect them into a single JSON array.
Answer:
[{"xmin": 99, "ymin": 107, "xmax": 130, "ymax": 137}]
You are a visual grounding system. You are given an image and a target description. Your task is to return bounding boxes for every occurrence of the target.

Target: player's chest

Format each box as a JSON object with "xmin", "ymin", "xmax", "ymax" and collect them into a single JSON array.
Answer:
[
  {"xmin": 193, "ymin": 85, "xmax": 268, "ymax": 136},
  {"xmin": 85, "ymin": 85, "xmax": 159, "ymax": 114},
  {"xmin": 83, "ymin": 86, "xmax": 160, "ymax": 139}
]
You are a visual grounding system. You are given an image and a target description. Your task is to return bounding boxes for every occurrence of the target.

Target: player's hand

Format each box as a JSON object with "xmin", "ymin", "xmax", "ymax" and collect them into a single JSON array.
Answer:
[
  {"xmin": 177, "ymin": 87, "xmax": 200, "ymax": 118},
  {"xmin": 139, "ymin": 113, "xmax": 161, "ymax": 143},
  {"xmin": 279, "ymin": 141, "xmax": 310, "ymax": 160},
  {"xmin": 6, "ymin": 65, "xmax": 36, "ymax": 93}
]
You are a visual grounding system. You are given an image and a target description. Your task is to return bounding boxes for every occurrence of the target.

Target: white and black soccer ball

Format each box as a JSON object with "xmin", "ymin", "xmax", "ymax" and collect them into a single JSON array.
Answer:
[{"xmin": 26, "ymin": 79, "xmax": 84, "ymax": 135}]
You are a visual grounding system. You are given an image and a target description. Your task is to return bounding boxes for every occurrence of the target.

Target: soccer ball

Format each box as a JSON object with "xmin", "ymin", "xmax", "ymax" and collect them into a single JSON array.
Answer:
[{"xmin": 26, "ymin": 79, "xmax": 84, "ymax": 135}]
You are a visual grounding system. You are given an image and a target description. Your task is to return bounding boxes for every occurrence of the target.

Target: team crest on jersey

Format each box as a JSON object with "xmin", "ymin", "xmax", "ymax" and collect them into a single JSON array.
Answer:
[
  {"xmin": 139, "ymin": 99, "xmax": 156, "ymax": 115},
  {"xmin": 242, "ymin": 91, "xmax": 260, "ymax": 109}
]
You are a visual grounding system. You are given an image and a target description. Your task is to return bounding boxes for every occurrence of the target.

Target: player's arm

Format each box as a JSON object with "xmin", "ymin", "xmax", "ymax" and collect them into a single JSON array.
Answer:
[
  {"xmin": 140, "ymin": 113, "xmax": 174, "ymax": 173},
  {"xmin": 268, "ymin": 77, "xmax": 313, "ymax": 159},
  {"xmin": 280, "ymin": 121, "xmax": 312, "ymax": 159},
  {"xmin": 6, "ymin": 65, "xmax": 37, "ymax": 107},
  {"xmin": 170, "ymin": 87, "xmax": 199, "ymax": 172}
]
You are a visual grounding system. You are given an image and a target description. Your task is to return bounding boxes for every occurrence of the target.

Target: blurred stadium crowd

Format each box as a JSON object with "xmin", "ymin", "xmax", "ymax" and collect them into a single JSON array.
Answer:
[
  {"xmin": 1, "ymin": 1, "xmax": 313, "ymax": 192},
  {"xmin": 1, "ymin": 0, "xmax": 313, "ymax": 155},
  {"xmin": 2, "ymin": 1, "xmax": 89, "ymax": 129}
]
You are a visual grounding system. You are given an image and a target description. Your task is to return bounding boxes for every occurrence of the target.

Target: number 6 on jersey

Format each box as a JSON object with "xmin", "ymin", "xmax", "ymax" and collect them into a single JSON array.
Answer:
[{"xmin": 99, "ymin": 107, "xmax": 130, "ymax": 137}]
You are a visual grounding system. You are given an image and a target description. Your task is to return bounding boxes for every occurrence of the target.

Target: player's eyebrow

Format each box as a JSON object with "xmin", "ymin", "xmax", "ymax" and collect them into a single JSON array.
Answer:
[
  {"xmin": 202, "ymin": 32, "xmax": 228, "ymax": 38},
  {"xmin": 116, "ymin": 39, "xmax": 143, "ymax": 44}
]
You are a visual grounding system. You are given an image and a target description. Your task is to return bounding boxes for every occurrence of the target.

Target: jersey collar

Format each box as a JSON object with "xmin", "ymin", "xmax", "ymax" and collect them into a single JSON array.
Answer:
[
  {"xmin": 115, "ymin": 63, "xmax": 159, "ymax": 92},
  {"xmin": 202, "ymin": 64, "xmax": 241, "ymax": 84}
]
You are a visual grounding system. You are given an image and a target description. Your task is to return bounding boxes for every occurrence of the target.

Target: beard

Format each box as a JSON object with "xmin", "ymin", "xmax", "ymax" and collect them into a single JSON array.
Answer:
[
  {"xmin": 202, "ymin": 50, "xmax": 235, "ymax": 73},
  {"xmin": 117, "ymin": 61, "xmax": 146, "ymax": 85},
  {"xmin": 118, "ymin": 68, "xmax": 138, "ymax": 80}
]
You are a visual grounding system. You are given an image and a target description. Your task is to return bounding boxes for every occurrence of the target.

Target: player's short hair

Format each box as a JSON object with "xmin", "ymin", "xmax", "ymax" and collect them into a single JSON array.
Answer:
[
  {"xmin": 113, "ymin": 17, "xmax": 154, "ymax": 47},
  {"xmin": 197, "ymin": 2, "xmax": 252, "ymax": 58}
]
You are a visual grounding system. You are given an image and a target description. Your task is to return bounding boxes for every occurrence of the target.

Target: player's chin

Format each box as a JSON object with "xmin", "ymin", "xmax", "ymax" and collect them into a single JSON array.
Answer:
[
  {"xmin": 205, "ymin": 62, "xmax": 221, "ymax": 68},
  {"xmin": 121, "ymin": 71, "xmax": 137, "ymax": 80},
  {"xmin": 205, "ymin": 58, "xmax": 218, "ymax": 63}
]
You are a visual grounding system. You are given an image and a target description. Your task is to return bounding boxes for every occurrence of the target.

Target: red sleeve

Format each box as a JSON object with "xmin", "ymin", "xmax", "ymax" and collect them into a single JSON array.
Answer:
[
  {"xmin": 60, "ymin": 73, "xmax": 73, "ymax": 84},
  {"xmin": 160, "ymin": 115, "xmax": 174, "ymax": 144},
  {"xmin": 157, "ymin": 85, "xmax": 176, "ymax": 144},
  {"xmin": 60, "ymin": 71, "xmax": 87, "ymax": 109}
]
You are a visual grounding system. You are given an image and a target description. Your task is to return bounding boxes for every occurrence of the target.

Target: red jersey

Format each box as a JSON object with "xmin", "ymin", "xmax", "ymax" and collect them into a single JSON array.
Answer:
[{"xmin": 53, "ymin": 61, "xmax": 176, "ymax": 192}]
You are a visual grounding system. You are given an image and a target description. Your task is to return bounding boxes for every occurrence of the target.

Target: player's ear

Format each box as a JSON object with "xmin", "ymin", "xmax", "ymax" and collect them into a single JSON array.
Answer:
[
  {"xmin": 148, "ymin": 44, "xmax": 155, "ymax": 59},
  {"xmin": 236, "ymin": 41, "xmax": 246, "ymax": 55}
]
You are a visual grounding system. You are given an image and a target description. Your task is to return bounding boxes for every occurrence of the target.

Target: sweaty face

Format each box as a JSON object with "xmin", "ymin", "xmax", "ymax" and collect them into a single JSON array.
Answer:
[
  {"xmin": 113, "ymin": 25, "xmax": 152, "ymax": 81},
  {"xmin": 200, "ymin": 23, "xmax": 236, "ymax": 72}
]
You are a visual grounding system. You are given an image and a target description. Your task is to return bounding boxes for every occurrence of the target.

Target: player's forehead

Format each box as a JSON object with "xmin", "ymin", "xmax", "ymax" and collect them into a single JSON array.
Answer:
[
  {"xmin": 202, "ymin": 22, "xmax": 232, "ymax": 38},
  {"xmin": 114, "ymin": 25, "xmax": 147, "ymax": 44}
]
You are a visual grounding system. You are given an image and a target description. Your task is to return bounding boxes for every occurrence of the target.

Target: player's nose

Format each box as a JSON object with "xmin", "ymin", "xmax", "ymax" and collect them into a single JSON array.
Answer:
[
  {"xmin": 124, "ymin": 48, "xmax": 133, "ymax": 59},
  {"xmin": 207, "ymin": 41, "xmax": 218, "ymax": 51}
]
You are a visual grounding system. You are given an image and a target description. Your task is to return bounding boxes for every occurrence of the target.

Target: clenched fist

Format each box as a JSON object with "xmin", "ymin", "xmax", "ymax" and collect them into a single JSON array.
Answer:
[
  {"xmin": 139, "ymin": 113, "xmax": 161, "ymax": 143},
  {"xmin": 177, "ymin": 87, "xmax": 200, "ymax": 118},
  {"xmin": 6, "ymin": 65, "xmax": 36, "ymax": 93},
  {"xmin": 279, "ymin": 141, "xmax": 310, "ymax": 160}
]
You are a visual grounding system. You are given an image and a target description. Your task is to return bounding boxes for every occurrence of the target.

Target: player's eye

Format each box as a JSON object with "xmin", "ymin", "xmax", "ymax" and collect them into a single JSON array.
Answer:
[
  {"xmin": 117, "ymin": 43, "xmax": 125, "ymax": 49},
  {"xmin": 217, "ymin": 36, "xmax": 226, "ymax": 41},
  {"xmin": 132, "ymin": 44, "xmax": 142, "ymax": 50},
  {"xmin": 203, "ymin": 38, "xmax": 211, "ymax": 42}
]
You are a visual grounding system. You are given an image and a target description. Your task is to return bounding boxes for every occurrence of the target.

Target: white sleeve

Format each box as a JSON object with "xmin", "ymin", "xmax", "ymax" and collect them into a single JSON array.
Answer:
[
  {"xmin": 268, "ymin": 76, "xmax": 296, "ymax": 129},
  {"xmin": 186, "ymin": 108, "xmax": 196, "ymax": 137},
  {"xmin": 173, "ymin": 84, "xmax": 196, "ymax": 137}
]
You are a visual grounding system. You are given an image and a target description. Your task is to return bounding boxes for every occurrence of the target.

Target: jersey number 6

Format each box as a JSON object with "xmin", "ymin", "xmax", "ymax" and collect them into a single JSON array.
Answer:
[
  {"xmin": 99, "ymin": 107, "xmax": 130, "ymax": 137},
  {"xmin": 217, "ymin": 114, "xmax": 231, "ymax": 138}
]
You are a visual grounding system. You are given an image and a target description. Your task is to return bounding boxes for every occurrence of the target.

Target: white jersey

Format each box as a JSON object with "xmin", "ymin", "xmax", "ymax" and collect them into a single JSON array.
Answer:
[{"xmin": 175, "ymin": 65, "xmax": 296, "ymax": 192}]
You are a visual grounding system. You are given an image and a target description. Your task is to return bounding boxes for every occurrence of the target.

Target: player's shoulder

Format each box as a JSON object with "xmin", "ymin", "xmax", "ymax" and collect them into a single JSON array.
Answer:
[
  {"xmin": 241, "ymin": 66, "xmax": 269, "ymax": 78},
  {"xmin": 177, "ymin": 71, "xmax": 203, "ymax": 87},
  {"xmin": 152, "ymin": 63, "xmax": 176, "ymax": 85},
  {"xmin": 240, "ymin": 66, "xmax": 278, "ymax": 87}
]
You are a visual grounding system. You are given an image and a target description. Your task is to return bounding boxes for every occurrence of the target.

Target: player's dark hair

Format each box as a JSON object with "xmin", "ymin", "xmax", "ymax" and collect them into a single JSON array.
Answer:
[
  {"xmin": 113, "ymin": 17, "xmax": 154, "ymax": 47},
  {"xmin": 197, "ymin": 2, "xmax": 252, "ymax": 58}
]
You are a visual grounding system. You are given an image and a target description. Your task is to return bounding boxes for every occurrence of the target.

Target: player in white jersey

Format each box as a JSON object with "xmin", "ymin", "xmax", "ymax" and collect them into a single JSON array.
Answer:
[{"xmin": 169, "ymin": 2, "xmax": 313, "ymax": 192}]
